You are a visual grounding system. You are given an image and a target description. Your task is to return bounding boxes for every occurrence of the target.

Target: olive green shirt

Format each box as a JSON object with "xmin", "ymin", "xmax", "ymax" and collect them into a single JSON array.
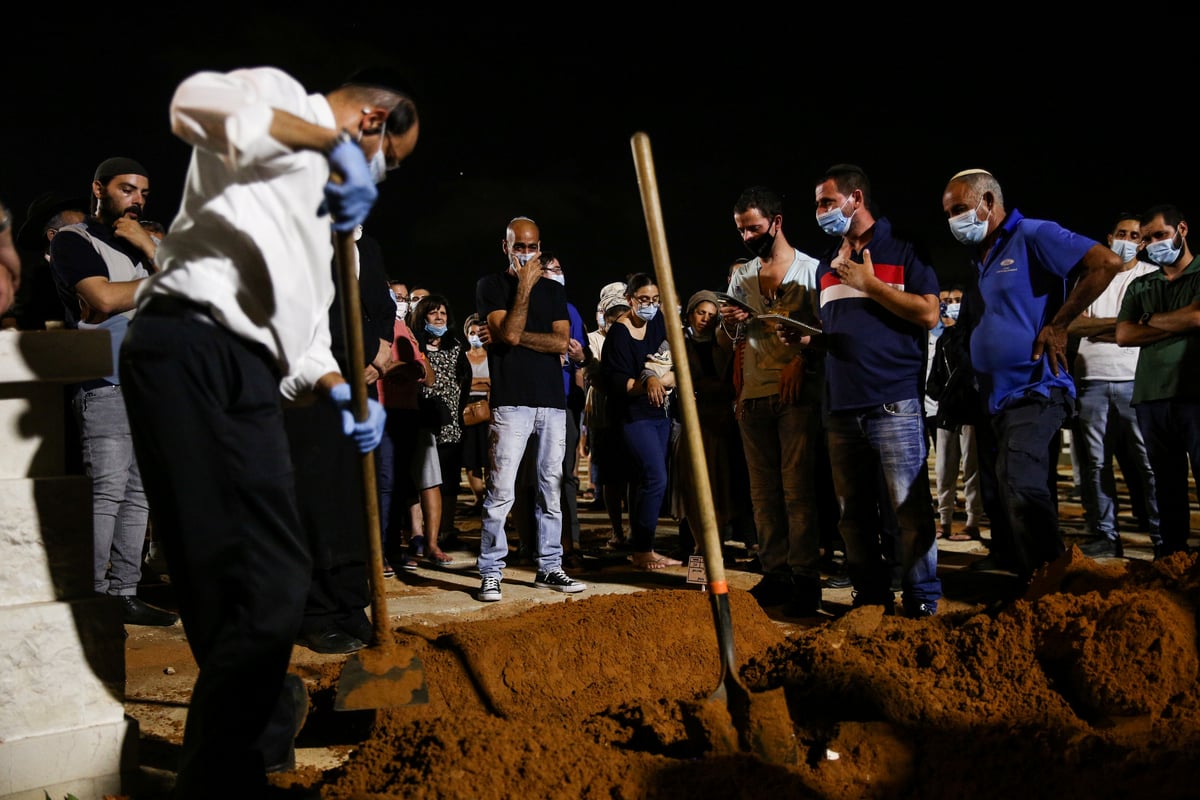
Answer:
[{"xmin": 1118, "ymin": 255, "xmax": 1200, "ymax": 404}]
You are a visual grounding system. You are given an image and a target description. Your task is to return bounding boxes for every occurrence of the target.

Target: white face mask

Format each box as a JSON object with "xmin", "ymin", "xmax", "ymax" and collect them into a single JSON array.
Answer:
[
  {"xmin": 394, "ymin": 299, "xmax": 409, "ymax": 320},
  {"xmin": 948, "ymin": 199, "xmax": 989, "ymax": 245},
  {"xmin": 1109, "ymin": 238, "xmax": 1139, "ymax": 263},
  {"xmin": 596, "ymin": 311, "xmax": 606, "ymax": 330},
  {"xmin": 468, "ymin": 334, "xmax": 483, "ymax": 348},
  {"xmin": 546, "ymin": 273, "xmax": 565, "ymax": 285},
  {"xmin": 511, "ymin": 251, "xmax": 535, "ymax": 267},
  {"xmin": 944, "ymin": 302, "xmax": 961, "ymax": 321}
]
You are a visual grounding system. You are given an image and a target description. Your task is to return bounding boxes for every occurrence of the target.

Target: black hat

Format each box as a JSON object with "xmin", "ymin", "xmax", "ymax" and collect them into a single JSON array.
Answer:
[
  {"xmin": 93, "ymin": 157, "xmax": 149, "ymax": 184},
  {"xmin": 15, "ymin": 191, "xmax": 88, "ymax": 250}
]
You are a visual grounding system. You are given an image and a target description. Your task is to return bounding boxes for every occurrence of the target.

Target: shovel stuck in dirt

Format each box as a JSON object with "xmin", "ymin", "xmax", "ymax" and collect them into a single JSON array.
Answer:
[
  {"xmin": 630, "ymin": 133, "xmax": 798, "ymax": 765},
  {"xmin": 329, "ymin": 229, "xmax": 429, "ymax": 711}
]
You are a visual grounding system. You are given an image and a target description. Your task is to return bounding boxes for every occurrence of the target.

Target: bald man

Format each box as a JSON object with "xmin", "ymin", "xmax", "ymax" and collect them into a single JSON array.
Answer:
[{"xmin": 472, "ymin": 217, "xmax": 586, "ymax": 601}]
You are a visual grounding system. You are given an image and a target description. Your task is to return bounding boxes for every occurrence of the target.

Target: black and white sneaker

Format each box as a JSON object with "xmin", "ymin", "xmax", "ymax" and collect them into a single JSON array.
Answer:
[
  {"xmin": 534, "ymin": 569, "xmax": 587, "ymax": 593},
  {"xmin": 478, "ymin": 575, "xmax": 502, "ymax": 602}
]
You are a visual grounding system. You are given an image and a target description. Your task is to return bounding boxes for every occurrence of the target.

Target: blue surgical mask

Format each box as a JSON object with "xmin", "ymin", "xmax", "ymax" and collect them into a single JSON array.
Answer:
[
  {"xmin": 816, "ymin": 198, "xmax": 855, "ymax": 237},
  {"xmin": 1145, "ymin": 232, "xmax": 1183, "ymax": 267},
  {"xmin": 468, "ymin": 334, "xmax": 483, "ymax": 348},
  {"xmin": 425, "ymin": 323, "xmax": 448, "ymax": 337},
  {"xmin": 512, "ymin": 252, "xmax": 536, "ymax": 267},
  {"xmin": 635, "ymin": 304, "xmax": 659, "ymax": 322},
  {"xmin": 948, "ymin": 199, "xmax": 989, "ymax": 245},
  {"xmin": 1110, "ymin": 238, "xmax": 1139, "ymax": 263}
]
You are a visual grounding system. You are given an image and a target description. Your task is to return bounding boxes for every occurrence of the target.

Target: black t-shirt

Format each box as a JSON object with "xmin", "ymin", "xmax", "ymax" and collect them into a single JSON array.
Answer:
[{"xmin": 476, "ymin": 270, "xmax": 568, "ymax": 409}]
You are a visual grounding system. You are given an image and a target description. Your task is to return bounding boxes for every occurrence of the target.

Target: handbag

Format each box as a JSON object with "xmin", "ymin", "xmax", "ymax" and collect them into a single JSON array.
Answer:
[{"xmin": 462, "ymin": 397, "xmax": 492, "ymax": 426}]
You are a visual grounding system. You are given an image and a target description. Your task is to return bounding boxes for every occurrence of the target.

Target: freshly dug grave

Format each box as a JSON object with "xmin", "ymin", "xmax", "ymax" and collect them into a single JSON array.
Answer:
[{"xmin": 273, "ymin": 549, "xmax": 1200, "ymax": 799}]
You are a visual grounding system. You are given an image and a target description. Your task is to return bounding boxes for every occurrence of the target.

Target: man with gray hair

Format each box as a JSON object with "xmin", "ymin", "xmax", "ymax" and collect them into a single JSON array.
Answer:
[{"xmin": 941, "ymin": 168, "xmax": 1120, "ymax": 580}]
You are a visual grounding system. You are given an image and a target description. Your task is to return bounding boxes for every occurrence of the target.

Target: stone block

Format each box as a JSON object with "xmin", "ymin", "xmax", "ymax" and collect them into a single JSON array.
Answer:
[{"xmin": 0, "ymin": 478, "xmax": 93, "ymax": 606}]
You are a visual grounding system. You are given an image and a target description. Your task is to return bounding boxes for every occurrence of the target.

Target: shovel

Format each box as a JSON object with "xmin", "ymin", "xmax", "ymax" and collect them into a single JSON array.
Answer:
[
  {"xmin": 630, "ymin": 133, "xmax": 797, "ymax": 765},
  {"xmin": 329, "ymin": 228, "xmax": 429, "ymax": 711}
]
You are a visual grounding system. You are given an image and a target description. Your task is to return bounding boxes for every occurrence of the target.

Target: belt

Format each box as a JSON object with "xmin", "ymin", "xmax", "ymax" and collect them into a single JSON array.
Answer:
[{"xmin": 142, "ymin": 294, "xmax": 216, "ymax": 326}]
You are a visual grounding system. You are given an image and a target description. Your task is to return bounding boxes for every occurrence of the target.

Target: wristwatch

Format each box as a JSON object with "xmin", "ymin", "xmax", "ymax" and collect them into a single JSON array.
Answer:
[{"xmin": 1139, "ymin": 311, "xmax": 1153, "ymax": 325}]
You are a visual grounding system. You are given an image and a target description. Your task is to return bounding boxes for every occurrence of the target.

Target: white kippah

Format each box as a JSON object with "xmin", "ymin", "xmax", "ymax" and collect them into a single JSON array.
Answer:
[{"xmin": 950, "ymin": 168, "xmax": 993, "ymax": 180}]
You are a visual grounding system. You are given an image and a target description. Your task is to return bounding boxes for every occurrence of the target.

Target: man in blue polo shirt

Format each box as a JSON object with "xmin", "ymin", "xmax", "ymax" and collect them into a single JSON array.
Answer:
[
  {"xmin": 806, "ymin": 164, "xmax": 943, "ymax": 618},
  {"xmin": 941, "ymin": 169, "xmax": 1120, "ymax": 580}
]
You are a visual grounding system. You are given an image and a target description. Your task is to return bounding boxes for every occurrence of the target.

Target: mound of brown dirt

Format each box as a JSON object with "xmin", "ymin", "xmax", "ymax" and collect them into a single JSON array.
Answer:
[{"xmin": 270, "ymin": 550, "xmax": 1200, "ymax": 799}]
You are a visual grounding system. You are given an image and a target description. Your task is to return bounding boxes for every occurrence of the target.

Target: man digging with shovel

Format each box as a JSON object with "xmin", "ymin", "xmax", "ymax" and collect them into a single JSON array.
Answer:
[{"xmin": 119, "ymin": 65, "xmax": 419, "ymax": 798}]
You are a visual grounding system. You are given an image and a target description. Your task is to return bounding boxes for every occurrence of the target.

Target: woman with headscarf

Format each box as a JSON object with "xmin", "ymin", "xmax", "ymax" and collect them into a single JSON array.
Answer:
[{"xmin": 668, "ymin": 289, "xmax": 740, "ymax": 559}]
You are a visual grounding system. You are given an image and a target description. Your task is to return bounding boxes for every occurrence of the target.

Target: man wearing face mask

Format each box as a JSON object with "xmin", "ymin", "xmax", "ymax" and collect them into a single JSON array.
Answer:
[
  {"xmin": 1067, "ymin": 213, "xmax": 1161, "ymax": 560},
  {"xmin": 804, "ymin": 164, "xmax": 942, "ymax": 618},
  {"xmin": 473, "ymin": 217, "xmax": 585, "ymax": 601},
  {"xmin": 927, "ymin": 285, "xmax": 984, "ymax": 543},
  {"xmin": 119, "ymin": 66, "xmax": 418, "ymax": 796},
  {"xmin": 719, "ymin": 185, "xmax": 827, "ymax": 618},
  {"xmin": 1115, "ymin": 203, "xmax": 1200, "ymax": 559},
  {"xmin": 941, "ymin": 169, "xmax": 1120, "ymax": 582},
  {"xmin": 512, "ymin": 250, "xmax": 592, "ymax": 573}
]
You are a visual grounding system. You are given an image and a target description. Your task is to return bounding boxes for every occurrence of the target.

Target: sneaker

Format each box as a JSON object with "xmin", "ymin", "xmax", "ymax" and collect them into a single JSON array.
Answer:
[
  {"xmin": 534, "ymin": 569, "xmax": 587, "ymax": 593},
  {"xmin": 478, "ymin": 575, "xmax": 502, "ymax": 602}
]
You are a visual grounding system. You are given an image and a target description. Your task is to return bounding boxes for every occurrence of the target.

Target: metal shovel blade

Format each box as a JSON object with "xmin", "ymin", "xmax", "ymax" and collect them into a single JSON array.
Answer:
[{"xmin": 334, "ymin": 642, "xmax": 429, "ymax": 711}]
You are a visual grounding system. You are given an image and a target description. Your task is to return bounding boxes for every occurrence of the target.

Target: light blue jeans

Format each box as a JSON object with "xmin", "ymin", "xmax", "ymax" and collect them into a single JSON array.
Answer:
[
  {"xmin": 73, "ymin": 383, "xmax": 149, "ymax": 595},
  {"xmin": 1075, "ymin": 379, "xmax": 1159, "ymax": 543},
  {"xmin": 477, "ymin": 405, "xmax": 566, "ymax": 577},
  {"xmin": 826, "ymin": 398, "xmax": 941, "ymax": 609}
]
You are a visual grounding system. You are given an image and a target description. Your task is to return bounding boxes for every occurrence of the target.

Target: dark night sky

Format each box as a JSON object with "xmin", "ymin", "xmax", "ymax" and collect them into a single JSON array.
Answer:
[{"xmin": 4, "ymin": 13, "xmax": 1196, "ymax": 325}]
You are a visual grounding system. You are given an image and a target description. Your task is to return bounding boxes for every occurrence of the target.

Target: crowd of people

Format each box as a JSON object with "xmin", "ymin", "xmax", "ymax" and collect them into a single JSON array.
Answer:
[{"xmin": 2, "ymin": 63, "xmax": 1198, "ymax": 795}]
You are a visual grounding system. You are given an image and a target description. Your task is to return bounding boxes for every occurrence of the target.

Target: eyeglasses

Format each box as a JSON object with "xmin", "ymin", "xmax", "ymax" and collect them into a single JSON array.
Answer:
[{"xmin": 632, "ymin": 295, "xmax": 661, "ymax": 308}]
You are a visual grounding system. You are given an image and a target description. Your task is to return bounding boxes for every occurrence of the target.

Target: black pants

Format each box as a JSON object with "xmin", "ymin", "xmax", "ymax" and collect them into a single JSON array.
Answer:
[
  {"xmin": 284, "ymin": 399, "xmax": 370, "ymax": 636},
  {"xmin": 121, "ymin": 298, "xmax": 311, "ymax": 797}
]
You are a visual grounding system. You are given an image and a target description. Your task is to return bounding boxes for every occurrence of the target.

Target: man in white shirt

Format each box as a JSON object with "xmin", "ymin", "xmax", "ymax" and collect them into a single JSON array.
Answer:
[
  {"xmin": 118, "ymin": 66, "xmax": 418, "ymax": 798},
  {"xmin": 1069, "ymin": 212, "xmax": 1160, "ymax": 558}
]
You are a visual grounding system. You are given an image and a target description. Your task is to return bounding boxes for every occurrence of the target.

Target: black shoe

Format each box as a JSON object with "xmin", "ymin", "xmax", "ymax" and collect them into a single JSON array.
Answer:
[
  {"xmin": 905, "ymin": 602, "xmax": 937, "ymax": 618},
  {"xmin": 851, "ymin": 590, "xmax": 895, "ymax": 615},
  {"xmin": 295, "ymin": 628, "xmax": 365, "ymax": 655},
  {"xmin": 1079, "ymin": 536, "xmax": 1123, "ymax": 559},
  {"xmin": 781, "ymin": 577, "xmax": 823, "ymax": 618},
  {"xmin": 120, "ymin": 595, "xmax": 179, "ymax": 626},
  {"xmin": 337, "ymin": 611, "xmax": 374, "ymax": 646},
  {"xmin": 749, "ymin": 575, "xmax": 793, "ymax": 607},
  {"xmin": 968, "ymin": 554, "xmax": 1020, "ymax": 573}
]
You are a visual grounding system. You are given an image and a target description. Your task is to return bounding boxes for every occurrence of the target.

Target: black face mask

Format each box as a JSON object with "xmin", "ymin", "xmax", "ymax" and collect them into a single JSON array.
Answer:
[{"xmin": 743, "ymin": 221, "xmax": 776, "ymax": 259}]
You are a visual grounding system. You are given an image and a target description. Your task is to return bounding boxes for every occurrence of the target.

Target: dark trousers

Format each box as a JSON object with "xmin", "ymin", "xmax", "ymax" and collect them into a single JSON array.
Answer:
[
  {"xmin": 1136, "ymin": 398, "xmax": 1200, "ymax": 555},
  {"xmin": 121, "ymin": 300, "xmax": 311, "ymax": 797},
  {"xmin": 284, "ymin": 400, "xmax": 369, "ymax": 636},
  {"xmin": 623, "ymin": 415, "xmax": 672, "ymax": 553},
  {"xmin": 985, "ymin": 388, "xmax": 1070, "ymax": 578},
  {"xmin": 377, "ymin": 408, "xmax": 419, "ymax": 555}
]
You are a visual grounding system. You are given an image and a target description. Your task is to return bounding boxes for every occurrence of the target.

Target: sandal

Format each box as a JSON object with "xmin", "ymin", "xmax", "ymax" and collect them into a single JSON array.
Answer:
[
  {"xmin": 949, "ymin": 525, "xmax": 979, "ymax": 542},
  {"xmin": 630, "ymin": 553, "xmax": 683, "ymax": 571},
  {"xmin": 381, "ymin": 559, "xmax": 396, "ymax": 579},
  {"xmin": 426, "ymin": 549, "xmax": 454, "ymax": 566}
]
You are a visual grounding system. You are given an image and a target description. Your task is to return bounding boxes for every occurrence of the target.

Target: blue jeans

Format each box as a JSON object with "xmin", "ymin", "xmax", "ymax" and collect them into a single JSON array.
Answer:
[
  {"xmin": 73, "ymin": 383, "xmax": 149, "ymax": 595},
  {"xmin": 737, "ymin": 395, "xmax": 821, "ymax": 580},
  {"xmin": 622, "ymin": 415, "xmax": 671, "ymax": 553},
  {"xmin": 1136, "ymin": 399, "xmax": 1200, "ymax": 555},
  {"xmin": 991, "ymin": 388, "xmax": 1072, "ymax": 575},
  {"xmin": 825, "ymin": 398, "xmax": 940, "ymax": 609},
  {"xmin": 477, "ymin": 405, "xmax": 566, "ymax": 576},
  {"xmin": 1075, "ymin": 379, "xmax": 1159, "ymax": 543}
]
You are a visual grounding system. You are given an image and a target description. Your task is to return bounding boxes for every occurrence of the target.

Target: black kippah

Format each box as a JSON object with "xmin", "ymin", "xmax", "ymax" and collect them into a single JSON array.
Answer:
[{"xmin": 94, "ymin": 157, "xmax": 149, "ymax": 184}]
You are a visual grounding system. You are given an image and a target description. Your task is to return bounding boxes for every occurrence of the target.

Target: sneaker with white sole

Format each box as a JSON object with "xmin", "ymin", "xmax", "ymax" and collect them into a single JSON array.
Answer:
[
  {"xmin": 534, "ymin": 569, "xmax": 587, "ymax": 593},
  {"xmin": 478, "ymin": 575, "xmax": 502, "ymax": 602}
]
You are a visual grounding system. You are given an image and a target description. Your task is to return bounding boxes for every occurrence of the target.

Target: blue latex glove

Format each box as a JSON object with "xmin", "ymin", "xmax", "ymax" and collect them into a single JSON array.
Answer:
[
  {"xmin": 323, "ymin": 139, "xmax": 378, "ymax": 233},
  {"xmin": 328, "ymin": 381, "xmax": 386, "ymax": 453}
]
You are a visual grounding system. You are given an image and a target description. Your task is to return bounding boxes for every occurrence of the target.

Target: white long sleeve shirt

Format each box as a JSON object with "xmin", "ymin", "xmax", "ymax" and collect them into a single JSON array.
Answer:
[{"xmin": 136, "ymin": 66, "xmax": 340, "ymax": 400}]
